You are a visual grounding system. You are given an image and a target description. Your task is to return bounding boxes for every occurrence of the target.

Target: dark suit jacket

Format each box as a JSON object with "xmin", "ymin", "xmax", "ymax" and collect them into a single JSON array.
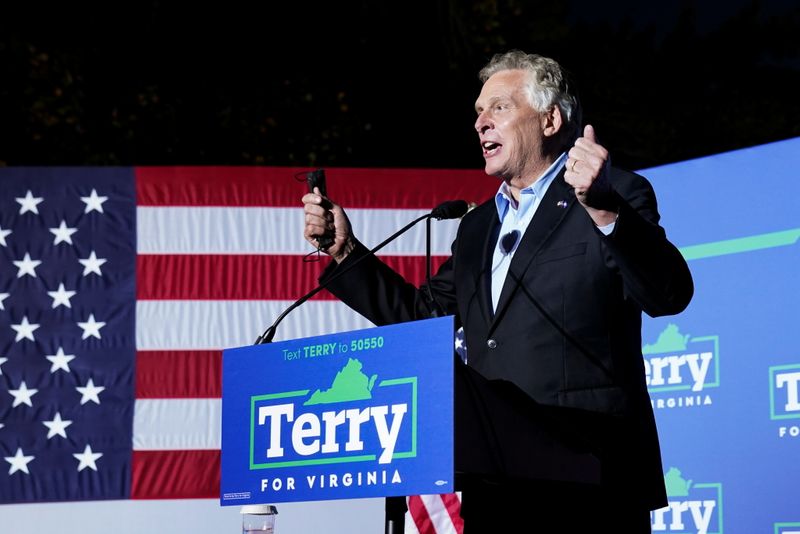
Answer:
[{"xmin": 322, "ymin": 166, "xmax": 693, "ymax": 511}]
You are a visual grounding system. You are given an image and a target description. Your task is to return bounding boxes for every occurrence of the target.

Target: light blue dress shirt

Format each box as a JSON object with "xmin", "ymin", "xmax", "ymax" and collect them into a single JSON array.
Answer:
[{"xmin": 490, "ymin": 153, "xmax": 615, "ymax": 312}]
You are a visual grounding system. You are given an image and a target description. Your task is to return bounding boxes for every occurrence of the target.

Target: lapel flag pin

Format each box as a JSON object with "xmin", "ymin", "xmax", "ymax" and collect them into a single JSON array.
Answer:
[{"xmin": 557, "ymin": 200, "xmax": 568, "ymax": 208}]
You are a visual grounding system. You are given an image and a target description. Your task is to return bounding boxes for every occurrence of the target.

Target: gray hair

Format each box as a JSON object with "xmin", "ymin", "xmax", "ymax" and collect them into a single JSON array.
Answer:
[{"xmin": 479, "ymin": 50, "xmax": 581, "ymax": 146}]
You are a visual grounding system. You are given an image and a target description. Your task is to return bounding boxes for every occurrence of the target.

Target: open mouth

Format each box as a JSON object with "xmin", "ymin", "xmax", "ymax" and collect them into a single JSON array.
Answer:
[{"xmin": 482, "ymin": 141, "xmax": 501, "ymax": 157}]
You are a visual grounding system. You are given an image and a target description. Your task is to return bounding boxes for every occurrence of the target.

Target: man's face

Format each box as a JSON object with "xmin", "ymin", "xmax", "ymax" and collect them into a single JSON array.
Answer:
[{"xmin": 474, "ymin": 69, "xmax": 545, "ymax": 183}]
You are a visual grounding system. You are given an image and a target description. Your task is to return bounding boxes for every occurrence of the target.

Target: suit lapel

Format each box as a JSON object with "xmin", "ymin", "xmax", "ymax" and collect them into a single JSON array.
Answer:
[
  {"xmin": 457, "ymin": 202, "xmax": 498, "ymax": 326},
  {"xmin": 489, "ymin": 170, "xmax": 577, "ymax": 332}
]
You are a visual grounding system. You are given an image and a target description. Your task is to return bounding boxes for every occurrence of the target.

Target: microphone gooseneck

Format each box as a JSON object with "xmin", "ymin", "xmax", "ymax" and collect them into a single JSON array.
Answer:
[{"xmin": 254, "ymin": 199, "xmax": 468, "ymax": 344}]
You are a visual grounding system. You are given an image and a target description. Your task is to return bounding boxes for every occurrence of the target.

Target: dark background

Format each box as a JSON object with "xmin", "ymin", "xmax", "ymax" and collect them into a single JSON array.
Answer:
[{"xmin": 1, "ymin": 0, "xmax": 798, "ymax": 170}]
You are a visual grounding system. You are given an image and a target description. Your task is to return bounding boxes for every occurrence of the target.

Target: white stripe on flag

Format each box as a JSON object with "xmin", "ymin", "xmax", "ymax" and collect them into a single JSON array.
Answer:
[
  {"xmin": 137, "ymin": 206, "xmax": 459, "ymax": 255},
  {"xmin": 406, "ymin": 494, "xmax": 462, "ymax": 534},
  {"xmin": 136, "ymin": 300, "xmax": 374, "ymax": 349},
  {"xmin": 405, "ymin": 518, "xmax": 421, "ymax": 534},
  {"xmin": 133, "ymin": 399, "xmax": 221, "ymax": 450},
  {"xmin": 422, "ymin": 495, "xmax": 460, "ymax": 534}
]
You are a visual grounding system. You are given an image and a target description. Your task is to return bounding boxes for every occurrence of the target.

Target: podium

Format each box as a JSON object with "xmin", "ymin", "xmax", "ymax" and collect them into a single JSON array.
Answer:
[{"xmin": 220, "ymin": 317, "xmax": 600, "ymax": 531}]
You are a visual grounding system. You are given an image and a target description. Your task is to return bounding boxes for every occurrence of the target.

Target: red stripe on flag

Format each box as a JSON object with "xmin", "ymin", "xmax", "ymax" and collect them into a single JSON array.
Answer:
[
  {"xmin": 135, "ymin": 166, "xmax": 495, "ymax": 208},
  {"xmin": 131, "ymin": 450, "xmax": 220, "ymax": 499},
  {"xmin": 136, "ymin": 350, "xmax": 222, "ymax": 398},
  {"xmin": 137, "ymin": 254, "xmax": 450, "ymax": 300},
  {"xmin": 408, "ymin": 495, "xmax": 435, "ymax": 534},
  {"xmin": 441, "ymin": 493, "xmax": 464, "ymax": 533}
]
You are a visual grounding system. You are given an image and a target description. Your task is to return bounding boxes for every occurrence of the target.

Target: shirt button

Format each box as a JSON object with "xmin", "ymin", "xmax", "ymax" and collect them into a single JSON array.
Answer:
[{"xmin": 486, "ymin": 339, "xmax": 497, "ymax": 349}]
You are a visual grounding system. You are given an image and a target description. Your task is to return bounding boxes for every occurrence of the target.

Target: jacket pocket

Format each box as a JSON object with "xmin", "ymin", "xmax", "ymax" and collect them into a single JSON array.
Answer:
[
  {"xmin": 558, "ymin": 385, "xmax": 628, "ymax": 415},
  {"xmin": 535, "ymin": 242, "xmax": 587, "ymax": 265}
]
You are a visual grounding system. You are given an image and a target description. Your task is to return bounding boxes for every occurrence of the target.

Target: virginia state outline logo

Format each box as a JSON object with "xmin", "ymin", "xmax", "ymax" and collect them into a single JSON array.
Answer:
[
  {"xmin": 250, "ymin": 357, "xmax": 417, "ymax": 469},
  {"xmin": 643, "ymin": 323, "xmax": 719, "ymax": 410},
  {"xmin": 651, "ymin": 467, "xmax": 723, "ymax": 534}
]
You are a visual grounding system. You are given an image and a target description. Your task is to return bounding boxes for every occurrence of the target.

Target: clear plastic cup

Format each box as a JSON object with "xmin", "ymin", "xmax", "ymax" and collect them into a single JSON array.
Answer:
[{"xmin": 241, "ymin": 504, "xmax": 278, "ymax": 533}]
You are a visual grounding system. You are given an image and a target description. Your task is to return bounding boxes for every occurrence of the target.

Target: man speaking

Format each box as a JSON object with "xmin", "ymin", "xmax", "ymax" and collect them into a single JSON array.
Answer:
[{"xmin": 302, "ymin": 50, "xmax": 693, "ymax": 532}]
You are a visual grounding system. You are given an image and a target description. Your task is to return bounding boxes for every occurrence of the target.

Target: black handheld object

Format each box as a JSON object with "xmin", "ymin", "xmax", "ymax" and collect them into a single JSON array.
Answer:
[
  {"xmin": 306, "ymin": 168, "xmax": 327, "ymax": 196},
  {"xmin": 307, "ymin": 169, "xmax": 334, "ymax": 251}
]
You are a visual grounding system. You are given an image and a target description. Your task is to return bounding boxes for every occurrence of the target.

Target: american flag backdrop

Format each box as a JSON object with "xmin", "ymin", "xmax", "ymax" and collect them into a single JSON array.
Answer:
[{"xmin": 0, "ymin": 166, "xmax": 494, "ymax": 532}]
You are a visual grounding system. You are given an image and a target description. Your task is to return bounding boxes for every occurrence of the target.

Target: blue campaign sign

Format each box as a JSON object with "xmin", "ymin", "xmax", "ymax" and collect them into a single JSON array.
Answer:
[{"xmin": 220, "ymin": 316, "xmax": 454, "ymax": 506}]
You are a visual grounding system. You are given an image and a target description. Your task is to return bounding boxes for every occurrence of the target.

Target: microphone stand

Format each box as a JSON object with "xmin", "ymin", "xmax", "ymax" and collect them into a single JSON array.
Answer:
[
  {"xmin": 427, "ymin": 216, "xmax": 432, "ymax": 287},
  {"xmin": 385, "ymin": 495, "xmax": 407, "ymax": 534},
  {"xmin": 424, "ymin": 217, "xmax": 437, "ymax": 315},
  {"xmin": 385, "ymin": 218, "xmax": 436, "ymax": 534},
  {"xmin": 386, "ymin": 208, "xmax": 453, "ymax": 533}
]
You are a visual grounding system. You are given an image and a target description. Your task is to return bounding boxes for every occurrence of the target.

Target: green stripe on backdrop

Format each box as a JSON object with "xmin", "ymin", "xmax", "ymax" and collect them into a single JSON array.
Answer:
[{"xmin": 680, "ymin": 228, "xmax": 800, "ymax": 261}]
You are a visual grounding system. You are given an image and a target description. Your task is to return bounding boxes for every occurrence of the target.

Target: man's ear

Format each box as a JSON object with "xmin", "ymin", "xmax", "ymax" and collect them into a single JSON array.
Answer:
[{"xmin": 542, "ymin": 105, "xmax": 563, "ymax": 138}]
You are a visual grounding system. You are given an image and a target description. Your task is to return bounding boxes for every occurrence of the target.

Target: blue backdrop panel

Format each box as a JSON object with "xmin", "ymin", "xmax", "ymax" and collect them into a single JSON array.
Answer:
[{"xmin": 641, "ymin": 138, "xmax": 800, "ymax": 533}]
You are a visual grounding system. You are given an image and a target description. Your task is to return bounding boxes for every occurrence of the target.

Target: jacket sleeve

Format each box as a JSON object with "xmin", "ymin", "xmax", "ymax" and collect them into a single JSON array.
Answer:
[
  {"xmin": 319, "ymin": 238, "xmax": 459, "ymax": 327},
  {"xmin": 602, "ymin": 169, "xmax": 694, "ymax": 317}
]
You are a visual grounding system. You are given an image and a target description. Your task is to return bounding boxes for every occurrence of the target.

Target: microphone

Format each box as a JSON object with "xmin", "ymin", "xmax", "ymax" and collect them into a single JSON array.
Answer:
[
  {"xmin": 499, "ymin": 229, "xmax": 521, "ymax": 255},
  {"xmin": 254, "ymin": 199, "xmax": 468, "ymax": 344},
  {"xmin": 430, "ymin": 199, "xmax": 468, "ymax": 220}
]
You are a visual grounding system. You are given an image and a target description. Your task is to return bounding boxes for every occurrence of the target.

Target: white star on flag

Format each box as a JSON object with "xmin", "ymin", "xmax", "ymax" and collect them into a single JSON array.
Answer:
[
  {"xmin": 11, "ymin": 316, "xmax": 40, "ymax": 342},
  {"xmin": 13, "ymin": 252, "xmax": 42, "ymax": 278},
  {"xmin": 77, "ymin": 313, "xmax": 106, "ymax": 339},
  {"xmin": 78, "ymin": 250, "xmax": 108, "ymax": 276},
  {"xmin": 80, "ymin": 188, "xmax": 109, "ymax": 214},
  {"xmin": 9, "ymin": 381, "xmax": 39, "ymax": 407},
  {"xmin": 0, "ymin": 292, "xmax": 9, "ymax": 309},
  {"xmin": 47, "ymin": 283, "xmax": 77, "ymax": 309},
  {"xmin": 5, "ymin": 448, "xmax": 35, "ymax": 475},
  {"xmin": 43, "ymin": 412, "xmax": 74, "ymax": 439},
  {"xmin": 0, "ymin": 356, "xmax": 8, "ymax": 374},
  {"xmin": 49, "ymin": 220, "xmax": 79, "ymax": 245},
  {"xmin": 0, "ymin": 225, "xmax": 11, "ymax": 246},
  {"xmin": 15, "ymin": 190, "xmax": 44, "ymax": 215},
  {"xmin": 76, "ymin": 378, "xmax": 105, "ymax": 405},
  {"xmin": 45, "ymin": 347, "xmax": 76, "ymax": 373},
  {"xmin": 73, "ymin": 444, "xmax": 103, "ymax": 472}
]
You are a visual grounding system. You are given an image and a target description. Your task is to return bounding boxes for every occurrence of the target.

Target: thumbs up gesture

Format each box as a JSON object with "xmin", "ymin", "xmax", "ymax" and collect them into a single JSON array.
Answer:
[{"xmin": 565, "ymin": 125, "xmax": 618, "ymax": 225}]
